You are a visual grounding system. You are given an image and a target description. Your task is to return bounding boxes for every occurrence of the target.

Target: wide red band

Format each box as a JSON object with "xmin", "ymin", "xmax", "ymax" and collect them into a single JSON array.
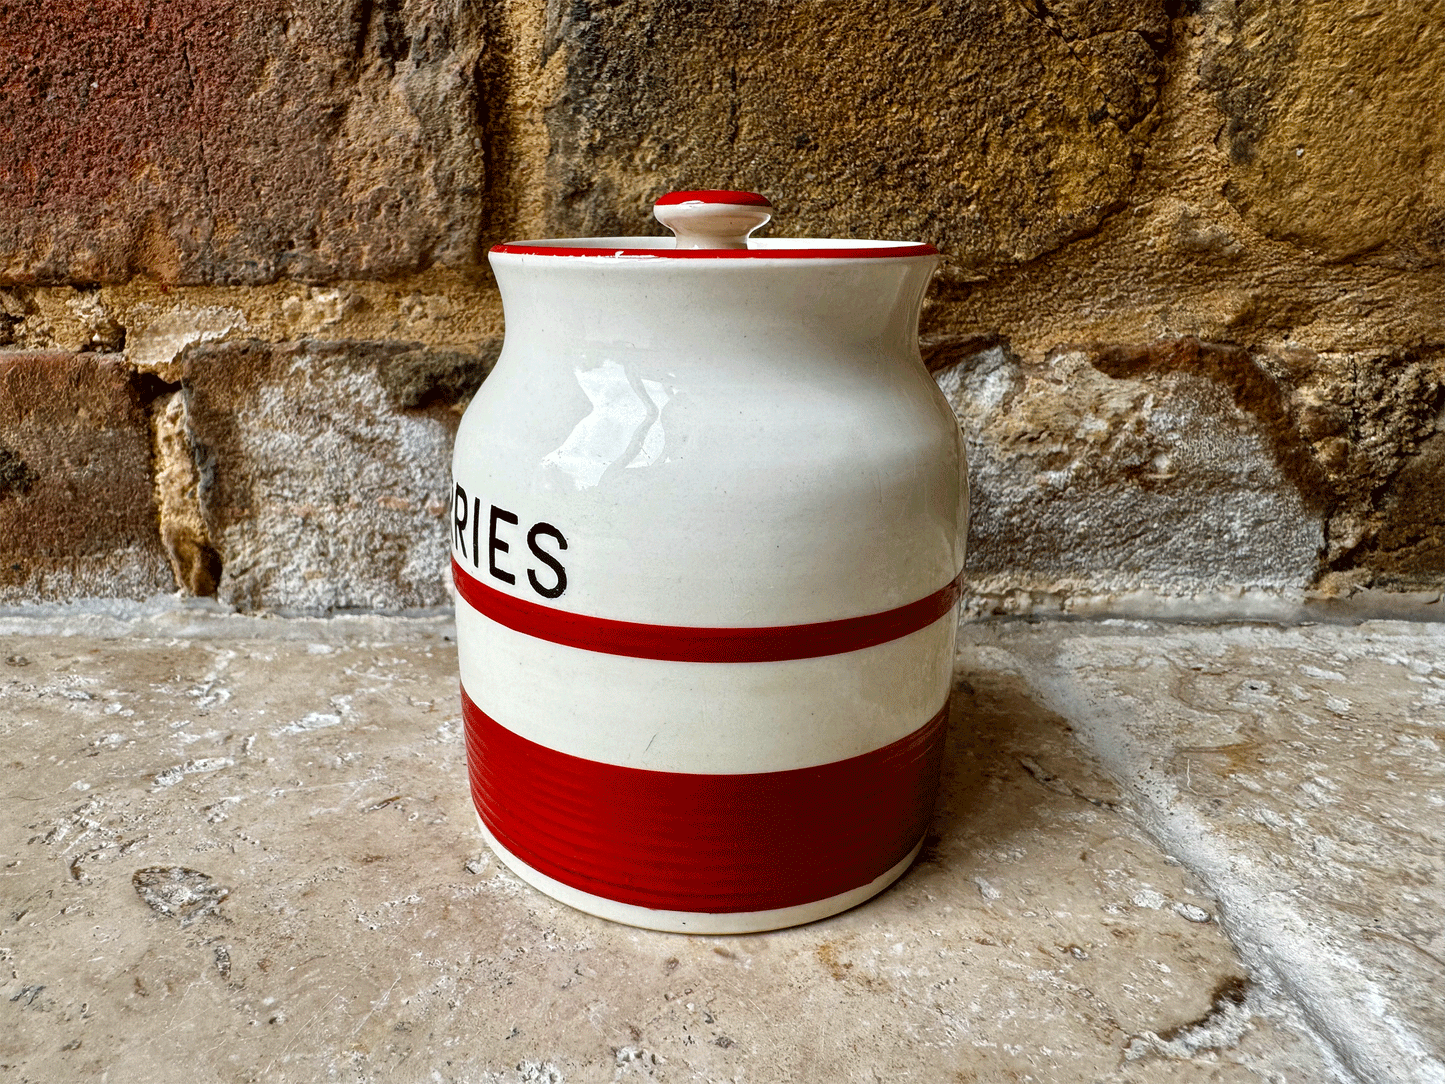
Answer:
[
  {"xmin": 452, "ymin": 559, "xmax": 960, "ymax": 663},
  {"xmin": 463, "ymin": 688, "xmax": 947, "ymax": 913}
]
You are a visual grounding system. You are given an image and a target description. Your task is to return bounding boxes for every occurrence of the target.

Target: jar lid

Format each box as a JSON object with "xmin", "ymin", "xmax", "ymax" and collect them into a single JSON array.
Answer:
[{"xmin": 492, "ymin": 190, "xmax": 938, "ymax": 260}]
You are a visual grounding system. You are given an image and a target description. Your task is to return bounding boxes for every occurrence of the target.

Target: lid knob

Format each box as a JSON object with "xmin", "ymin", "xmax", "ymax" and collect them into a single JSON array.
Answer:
[{"xmin": 653, "ymin": 190, "xmax": 773, "ymax": 250}]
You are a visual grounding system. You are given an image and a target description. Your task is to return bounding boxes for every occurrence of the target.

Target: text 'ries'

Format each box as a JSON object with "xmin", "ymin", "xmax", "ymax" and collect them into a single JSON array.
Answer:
[{"xmin": 453, "ymin": 484, "xmax": 568, "ymax": 599}]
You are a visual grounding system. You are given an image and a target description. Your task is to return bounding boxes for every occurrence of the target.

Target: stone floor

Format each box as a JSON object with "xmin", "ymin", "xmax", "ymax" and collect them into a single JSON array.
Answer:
[{"xmin": 1, "ymin": 612, "xmax": 1440, "ymax": 1084}]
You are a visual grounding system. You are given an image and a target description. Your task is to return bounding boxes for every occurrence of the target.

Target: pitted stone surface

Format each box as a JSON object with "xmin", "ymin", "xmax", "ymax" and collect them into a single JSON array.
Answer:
[
  {"xmin": 939, "ymin": 342, "xmax": 1326, "ymax": 602},
  {"xmin": 936, "ymin": 339, "xmax": 1445, "ymax": 610},
  {"xmin": 1201, "ymin": 0, "xmax": 1445, "ymax": 268},
  {"xmin": 178, "ymin": 339, "xmax": 494, "ymax": 612},
  {"xmin": 0, "ymin": 625, "xmax": 1339, "ymax": 1083}
]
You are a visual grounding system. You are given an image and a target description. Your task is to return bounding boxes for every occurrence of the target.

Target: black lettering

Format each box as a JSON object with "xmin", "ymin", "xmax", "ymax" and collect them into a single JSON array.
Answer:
[
  {"xmin": 471, "ymin": 497, "xmax": 481, "ymax": 568},
  {"xmin": 453, "ymin": 484, "xmax": 468, "ymax": 556},
  {"xmin": 527, "ymin": 522, "xmax": 568, "ymax": 599},
  {"xmin": 489, "ymin": 505, "xmax": 518, "ymax": 584}
]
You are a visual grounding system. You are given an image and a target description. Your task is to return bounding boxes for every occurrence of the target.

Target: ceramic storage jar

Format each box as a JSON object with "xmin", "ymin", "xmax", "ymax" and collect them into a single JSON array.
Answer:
[{"xmin": 452, "ymin": 190, "xmax": 967, "ymax": 933}]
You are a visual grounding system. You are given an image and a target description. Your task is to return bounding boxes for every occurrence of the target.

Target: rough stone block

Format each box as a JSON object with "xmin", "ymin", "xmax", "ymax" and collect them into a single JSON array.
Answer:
[
  {"xmin": 1277, "ymin": 345, "xmax": 1445, "ymax": 592},
  {"xmin": 936, "ymin": 338, "xmax": 1328, "ymax": 603},
  {"xmin": 542, "ymin": 0, "xmax": 1166, "ymax": 277},
  {"xmin": 0, "ymin": 351, "xmax": 171, "ymax": 601},
  {"xmin": 1370, "ymin": 432, "xmax": 1445, "ymax": 587},
  {"xmin": 179, "ymin": 340, "xmax": 494, "ymax": 613},
  {"xmin": 1202, "ymin": 0, "xmax": 1445, "ymax": 267},
  {"xmin": 0, "ymin": 1, "xmax": 488, "ymax": 285},
  {"xmin": 938, "ymin": 336, "xmax": 1445, "ymax": 605}
]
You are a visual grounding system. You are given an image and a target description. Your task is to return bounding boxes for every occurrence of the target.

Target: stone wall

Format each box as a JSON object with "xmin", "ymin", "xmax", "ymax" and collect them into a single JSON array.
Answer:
[{"xmin": 1, "ymin": 0, "xmax": 1441, "ymax": 614}]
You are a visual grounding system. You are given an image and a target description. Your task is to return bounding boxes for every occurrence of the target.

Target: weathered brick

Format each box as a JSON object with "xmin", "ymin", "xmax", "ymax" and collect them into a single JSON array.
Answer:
[
  {"xmin": 0, "ymin": 351, "xmax": 171, "ymax": 601},
  {"xmin": 1202, "ymin": 0, "xmax": 1445, "ymax": 267},
  {"xmin": 179, "ymin": 339, "xmax": 494, "ymax": 613},
  {"xmin": 0, "ymin": 1, "xmax": 488, "ymax": 286},
  {"xmin": 542, "ymin": 0, "xmax": 1165, "ymax": 279}
]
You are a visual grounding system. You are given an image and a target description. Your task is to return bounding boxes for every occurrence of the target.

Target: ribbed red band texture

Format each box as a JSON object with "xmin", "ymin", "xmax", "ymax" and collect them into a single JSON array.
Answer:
[
  {"xmin": 463, "ymin": 688, "xmax": 948, "ymax": 913},
  {"xmin": 452, "ymin": 559, "xmax": 960, "ymax": 663}
]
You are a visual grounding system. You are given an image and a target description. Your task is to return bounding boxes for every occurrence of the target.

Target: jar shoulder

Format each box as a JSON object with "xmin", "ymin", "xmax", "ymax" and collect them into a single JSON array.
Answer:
[{"xmin": 451, "ymin": 348, "xmax": 967, "ymax": 624}]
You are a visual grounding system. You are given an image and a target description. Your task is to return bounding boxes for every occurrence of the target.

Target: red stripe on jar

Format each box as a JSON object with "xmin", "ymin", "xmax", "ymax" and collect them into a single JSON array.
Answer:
[
  {"xmin": 452, "ymin": 559, "xmax": 961, "ymax": 663},
  {"xmin": 463, "ymin": 688, "xmax": 948, "ymax": 913}
]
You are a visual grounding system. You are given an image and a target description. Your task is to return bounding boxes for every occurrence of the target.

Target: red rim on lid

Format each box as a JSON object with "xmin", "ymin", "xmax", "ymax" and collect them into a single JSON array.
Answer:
[
  {"xmin": 491, "ymin": 188, "xmax": 938, "ymax": 259},
  {"xmin": 654, "ymin": 189, "xmax": 774, "ymax": 208}
]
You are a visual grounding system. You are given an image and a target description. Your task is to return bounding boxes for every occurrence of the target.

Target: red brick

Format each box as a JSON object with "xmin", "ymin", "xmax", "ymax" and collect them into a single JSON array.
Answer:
[{"xmin": 0, "ymin": 1, "xmax": 488, "ymax": 285}]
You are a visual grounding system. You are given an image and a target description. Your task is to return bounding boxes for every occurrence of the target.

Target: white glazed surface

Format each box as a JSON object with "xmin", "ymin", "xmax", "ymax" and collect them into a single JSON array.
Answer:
[
  {"xmin": 453, "ymin": 251, "xmax": 965, "ymax": 627},
  {"xmin": 456, "ymin": 603, "xmax": 955, "ymax": 773},
  {"xmin": 651, "ymin": 202, "xmax": 773, "ymax": 249}
]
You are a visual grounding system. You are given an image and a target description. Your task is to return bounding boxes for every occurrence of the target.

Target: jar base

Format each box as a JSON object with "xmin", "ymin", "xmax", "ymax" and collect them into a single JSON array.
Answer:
[{"xmin": 474, "ymin": 812, "xmax": 923, "ymax": 934}]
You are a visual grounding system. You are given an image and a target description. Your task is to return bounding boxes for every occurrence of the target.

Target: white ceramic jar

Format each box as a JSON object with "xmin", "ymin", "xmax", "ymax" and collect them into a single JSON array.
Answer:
[{"xmin": 452, "ymin": 190, "xmax": 967, "ymax": 933}]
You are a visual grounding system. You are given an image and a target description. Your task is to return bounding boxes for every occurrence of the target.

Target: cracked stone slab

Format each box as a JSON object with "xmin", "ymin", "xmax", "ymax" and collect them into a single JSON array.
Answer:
[
  {"xmin": 0, "ymin": 629, "xmax": 1335, "ymax": 1082},
  {"xmin": 973, "ymin": 619, "xmax": 1445, "ymax": 1084}
]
